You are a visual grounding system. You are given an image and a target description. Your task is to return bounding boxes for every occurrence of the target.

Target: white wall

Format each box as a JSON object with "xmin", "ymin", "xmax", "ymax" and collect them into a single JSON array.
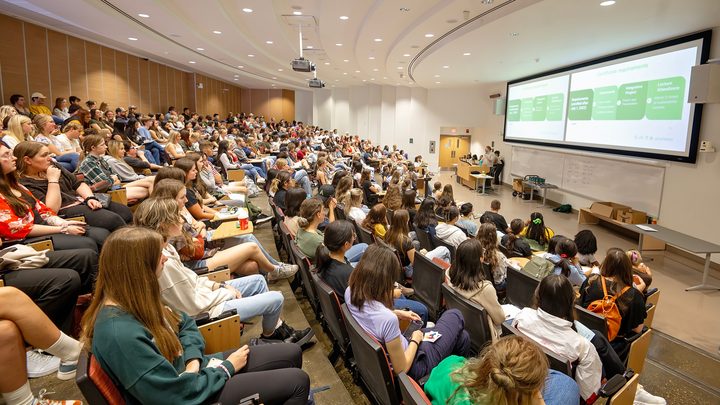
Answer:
[{"xmin": 294, "ymin": 90, "xmax": 313, "ymax": 124}]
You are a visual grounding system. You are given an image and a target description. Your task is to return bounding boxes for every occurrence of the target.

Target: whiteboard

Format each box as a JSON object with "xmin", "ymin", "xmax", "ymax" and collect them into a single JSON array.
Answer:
[{"xmin": 510, "ymin": 146, "xmax": 665, "ymax": 216}]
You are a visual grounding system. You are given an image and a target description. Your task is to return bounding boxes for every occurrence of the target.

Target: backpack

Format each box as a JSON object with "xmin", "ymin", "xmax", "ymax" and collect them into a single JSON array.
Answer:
[
  {"xmin": 586, "ymin": 276, "xmax": 630, "ymax": 341},
  {"xmin": 521, "ymin": 255, "xmax": 554, "ymax": 279}
]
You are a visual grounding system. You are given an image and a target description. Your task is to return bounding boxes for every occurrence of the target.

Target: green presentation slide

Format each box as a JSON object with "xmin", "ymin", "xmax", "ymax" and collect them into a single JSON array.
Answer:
[
  {"xmin": 568, "ymin": 76, "xmax": 685, "ymax": 121},
  {"xmin": 506, "ymin": 93, "xmax": 565, "ymax": 122}
]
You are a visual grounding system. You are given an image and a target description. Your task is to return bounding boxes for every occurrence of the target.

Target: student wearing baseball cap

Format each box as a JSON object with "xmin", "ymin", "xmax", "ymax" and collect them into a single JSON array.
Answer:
[{"xmin": 29, "ymin": 92, "xmax": 52, "ymax": 116}]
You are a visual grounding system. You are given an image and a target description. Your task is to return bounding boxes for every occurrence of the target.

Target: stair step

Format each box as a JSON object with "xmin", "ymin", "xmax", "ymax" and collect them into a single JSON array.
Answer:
[
  {"xmin": 639, "ymin": 359, "xmax": 720, "ymax": 405},
  {"xmin": 646, "ymin": 330, "xmax": 720, "ymax": 392}
]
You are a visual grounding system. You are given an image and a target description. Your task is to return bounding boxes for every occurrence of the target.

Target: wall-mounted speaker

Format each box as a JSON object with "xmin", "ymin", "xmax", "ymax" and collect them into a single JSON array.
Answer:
[
  {"xmin": 688, "ymin": 63, "xmax": 720, "ymax": 103},
  {"xmin": 494, "ymin": 97, "xmax": 506, "ymax": 115}
]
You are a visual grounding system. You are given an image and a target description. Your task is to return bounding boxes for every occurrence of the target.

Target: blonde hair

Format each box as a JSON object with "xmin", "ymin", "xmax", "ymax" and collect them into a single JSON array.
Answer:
[
  {"xmin": 0, "ymin": 105, "xmax": 17, "ymax": 129},
  {"xmin": 132, "ymin": 197, "xmax": 185, "ymax": 239},
  {"xmin": 62, "ymin": 121, "xmax": 83, "ymax": 133},
  {"xmin": 7, "ymin": 114, "xmax": 32, "ymax": 143},
  {"xmin": 296, "ymin": 197, "xmax": 324, "ymax": 228},
  {"xmin": 343, "ymin": 188, "xmax": 363, "ymax": 216},
  {"xmin": 274, "ymin": 158, "xmax": 288, "ymax": 170},
  {"xmin": 453, "ymin": 335, "xmax": 547, "ymax": 404},
  {"xmin": 169, "ymin": 130, "xmax": 181, "ymax": 144},
  {"xmin": 32, "ymin": 114, "xmax": 55, "ymax": 135},
  {"xmin": 107, "ymin": 140, "xmax": 125, "ymax": 160},
  {"xmin": 626, "ymin": 249, "xmax": 643, "ymax": 266},
  {"xmin": 81, "ymin": 227, "xmax": 182, "ymax": 362}
]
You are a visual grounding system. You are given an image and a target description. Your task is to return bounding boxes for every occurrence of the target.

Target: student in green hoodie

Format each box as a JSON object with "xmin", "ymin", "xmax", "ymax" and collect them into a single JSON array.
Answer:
[{"xmin": 81, "ymin": 227, "xmax": 310, "ymax": 405}]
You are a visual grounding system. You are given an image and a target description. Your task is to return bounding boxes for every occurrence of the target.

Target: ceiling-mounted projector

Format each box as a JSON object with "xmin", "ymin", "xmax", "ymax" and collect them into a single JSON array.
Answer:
[
  {"xmin": 308, "ymin": 78, "xmax": 325, "ymax": 88},
  {"xmin": 292, "ymin": 58, "xmax": 315, "ymax": 72}
]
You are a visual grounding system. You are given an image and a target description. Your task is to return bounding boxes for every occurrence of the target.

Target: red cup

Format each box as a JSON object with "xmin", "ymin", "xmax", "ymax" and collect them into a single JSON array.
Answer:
[{"xmin": 238, "ymin": 217, "xmax": 248, "ymax": 230}]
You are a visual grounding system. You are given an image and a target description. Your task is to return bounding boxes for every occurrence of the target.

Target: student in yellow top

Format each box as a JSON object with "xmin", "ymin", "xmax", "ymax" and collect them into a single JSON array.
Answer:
[
  {"xmin": 520, "ymin": 212, "xmax": 555, "ymax": 250},
  {"xmin": 362, "ymin": 203, "xmax": 388, "ymax": 240},
  {"xmin": 28, "ymin": 92, "xmax": 52, "ymax": 116}
]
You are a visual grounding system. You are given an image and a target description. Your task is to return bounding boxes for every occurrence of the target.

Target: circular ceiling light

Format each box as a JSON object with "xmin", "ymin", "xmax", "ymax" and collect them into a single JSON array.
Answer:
[
  {"xmin": 248, "ymin": 54, "xmax": 255, "ymax": 57},
  {"xmin": 266, "ymin": 41, "xmax": 273, "ymax": 44},
  {"xmin": 293, "ymin": 11, "xmax": 302, "ymax": 15},
  {"xmin": 600, "ymin": 0, "xmax": 616, "ymax": 5},
  {"xmin": 213, "ymin": 30, "xmax": 222, "ymax": 34},
  {"xmin": 374, "ymin": 38, "xmax": 382, "ymax": 42},
  {"xmin": 128, "ymin": 37, "xmax": 138, "ymax": 41},
  {"xmin": 424, "ymin": 33, "xmax": 434, "ymax": 38},
  {"xmin": 339, "ymin": 15, "xmax": 349, "ymax": 20},
  {"xmin": 463, "ymin": 52, "xmax": 471, "ymax": 56},
  {"xmin": 138, "ymin": 13, "xmax": 149, "ymax": 18},
  {"xmin": 189, "ymin": 61, "xmax": 196, "ymax": 64},
  {"xmin": 196, "ymin": 47, "xmax": 204, "ymax": 51},
  {"xmin": 242, "ymin": 8, "xmax": 253, "ymax": 13}
]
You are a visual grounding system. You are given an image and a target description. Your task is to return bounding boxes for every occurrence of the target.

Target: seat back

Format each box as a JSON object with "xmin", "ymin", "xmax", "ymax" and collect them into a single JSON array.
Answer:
[
  {"xmin": 397, "ymin": 373, "xmax": 431, "ymax": 405},
  {"xmin": 505, "ymin": 266, "xmax": 540, "ymax": 309},
  {"xmin": 290, "ymin": 242, "xmax": 320, "ymax": 314},
  {"xmin": 227, "ymin": 169, "xmax": 245, "ymax": 182},
  {"xmin": 353, "ymin": 219, "xmax": 376, "ymax": 245},
  {"xmin": 198, "ymin": 314, "xmax": 242, "ymax": 354},
  {"xmin": 278, "ymin": 221, "xmax": 294, "ymax": 258},
  {"xmin": 313, "ymin": 273, "xmax": 350, "ymax": 355},
  {"xmin": 341, "ymin": 304, "xmax": 400, "ymax": 405},
  {"xmin": 441, "ymin": 284, "xmax": 491, "ymax": 354},
  {"xmin": 334, "ymin": 204, "xmax": 347, "ymax": 221},
  {"xmin": 608, "ymin": 373, "xmax": 639, "ymax": 405},
  {"xmin": 413, "ymin": 252, "xmax": 446, "ymax": 320},
  {"xmin": 574, "ymin": 305, "xmax": 608, "ymax": 338},
  {"xmin": 645, "ymin": 288, "xmax": 660, "ymax": 306},
  {"xmin": 644, "ymin": 304, "xmax": 656, "ymax": 328},
  {"xmin": 498, "ymin": 243, "xmax": 511, "ymax": 258},
  {"xmin": 430, "ymin": 234, "xmax": 456, "ymax": 263},
  {"xmin": 627, "ymin": 328, "xmax": 653, "ymax": 374},
  {"xmin": 76, "ymin": 351, "xmax": 124, "ymax": 405},
  {"xmin": 501, "ymin": 322, "xmax": 573, "ymax": 376},
  {"xmin": 413, "ymin": 224, "xmax": 436, "ymax": 251}
]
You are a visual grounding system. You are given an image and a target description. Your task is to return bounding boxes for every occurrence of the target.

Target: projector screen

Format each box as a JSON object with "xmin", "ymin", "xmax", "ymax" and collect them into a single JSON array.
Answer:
[{"xmin": 503, "ymin": 31, "xmax": 711, "ymax": 163}]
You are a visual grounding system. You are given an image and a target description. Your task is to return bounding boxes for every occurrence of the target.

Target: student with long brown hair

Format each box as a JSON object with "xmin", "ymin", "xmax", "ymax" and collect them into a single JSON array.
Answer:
[
  {"xmin": 174, "ymin": 156, "xmax": 217, "ymax": 220},
  {"xmin": 478, "ymin": 223, "xmax": 512, "ymax": 288},
  {"xmin": 345, "ymin": 244, "xmax": 470, "ymax": 380},
  {"xmin": 385, "ymin": 209, "xmax": 450, "ymax": 277},
  {"xmin": 81, "ymin": 227, "xmax": 311, "ymax": 405},
  {"xmin": 361, "ymin": 203, "xmax": 388, "ymax": 239}
]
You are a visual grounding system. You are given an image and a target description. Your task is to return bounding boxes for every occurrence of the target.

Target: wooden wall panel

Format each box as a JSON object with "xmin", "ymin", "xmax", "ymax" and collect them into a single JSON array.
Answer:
[
  {"xmin": 241, "ymin": 88, "xmax": 251, "ymax": 113},
  {"xmin": 67, "ymin": 36, "xmax": 87, "ymax": 100},
  {"xmin": 157, "ymin": 64, "xmax": 168, "ymax": 112},
  {"xmin": 148, "ymin": 61, "xmax": 159, "ymax": 113},
  {"xmin": 85, "ymin": 42, "xmax": 102, "ymax": 103},
  {"xmin": 185, "ymin": 72, "xmax": 196, "ymax": 112},
  {"xmin": 24, "ymin": 24, "xmax": 50, "ymax": 102},
  {"xmin": 282, "ymin": 90, "xmax": 295, "ymax": 122},
  {"xmin": 250, "ymin": 89, "xmax": 269, "ymax": 118},
  {"xmin": 127, "ymin": 55, "xmax": 140, "ymax": 110},
  {"xmin": 138, "ymin": 58, "xmax": 150, "ymax": 113},
  {"xmin": 269, "ymin": 89, "xmax": 283, "ymax": 120},
  {"xmin": 114, "ymin": 52, "xmax": 129, "ymax": 108},
  {"xmin": 100, "ymin": 47, "xmax": 116, "ymax": 107},
  {"xmin": 47, "ymin": 31, "xmax": 70, "ymax": 103},
  {"xmin": 0, "ymin": 14, "xmax": 29, "ymax": 102}
]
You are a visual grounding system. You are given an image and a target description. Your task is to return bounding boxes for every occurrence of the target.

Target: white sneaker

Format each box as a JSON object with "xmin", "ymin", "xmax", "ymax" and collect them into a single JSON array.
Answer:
[
  {"xmin": 268, "ymin": 263, "xmax": 299, "ymax": 281},
  {"xmin": 634, "ymin": 385, "xmax": 666, "ymax": 405},
  {"xmin": 27, "ymin": 350, "xmax": 60, "ymax": 378}
]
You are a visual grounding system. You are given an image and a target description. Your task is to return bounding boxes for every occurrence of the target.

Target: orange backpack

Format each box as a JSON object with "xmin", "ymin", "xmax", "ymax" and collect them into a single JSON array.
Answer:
[{"xmin": 586, "ymin": 277, "xmax": 629, "ymax": 341}]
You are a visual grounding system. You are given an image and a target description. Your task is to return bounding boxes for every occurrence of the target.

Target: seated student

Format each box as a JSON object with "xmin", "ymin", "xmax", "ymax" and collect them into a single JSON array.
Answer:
[
  {"xmin": 361, "ymin": 203, "xmax": 388, "ymax": 240},
  {"xmin": 122, "ymin": 140, "xmax": 163, "ymax": 172},
  {"xmin": 81, "ymin": 227, "xmax": 311, "ymax": 405},
  {"xmin": 315, "ymin": 220, "xmax": 429, "ymax": 324},
  {"xmin": 105, "ymin": 140, "xmax": 155, "ymax": 184},
  {"xmin": 273, "ymin": 157, "xmax": 312, "ymax": 198},
  {"xmin": 345, "ymin": 244, "xmax": 470, "ymax": 380},
  {"xmin": 296, "ymin": 197, "xmax": 366, "ymax": 262},
  {"xmin": 434, "ymin": 195, "xmax": 454, "ymax": 217},
  {"xmin": 627, "ymin": 249, "xmax": 653, "ymax": 293},
  {"xmin": 501, "ymin": 218, "xmax": 533, "ymax": 258},
  {"xmin": 342, "ymin": 188, "xmax": 367, "ymax": 223},
  {"xmin": 575, "ymin": 229, "xmax": 600, "ymax": 267},
  {"xmin": 132, "ymin": 201, "xmax": 313, "ymax": 345},
  {"xmin": 77, "ymin": 135, "xmax": 151, "ymax": 200},
  {"xmin": 520, "ymin": 212, "xmax": 555, "ymax": 251},
  {"xmin": 513, "ymin": 274, "xmax": 603, "ymax": 401},
  {"xmin": 447, "ymin": 238, "xmax": 505, "ymax": 340},
  {"xmin": 435, "ymin": 206, "xmax": 468, "ymax": 248},
  {"xmin": 283, "ymin": 187, "xmax": 306, "ymax": 238},
  {"xmin": 382, "ymin": 181, "xmax": 402, "ymax": 211},
  {"xmin": 424, "ymin": 336, "xmax": 580, "ymax": 405},
  {"xmin": 315, "ymin": 157, "xmax": 332, "ymax": 185},
  {"xmin": 479, "ymin": 223, "xmax": 512, "ymax": 286},
  {"xmin": 481, "ymin": 199, "xmax": 510, "ymax": 234},
  {"xmin": 456, "ymin": 202, "xmax": 478, "ymax": 237},
  {"xmin": 149, "ymin": 181, "xmax": 297, "ymax": 281},
  {"xmin": 15, "ymin": 141, "xmax": 132, "ymax": 231},
  {"xmin": 439, "ymin": 184, "xmax": 455, "ymax": 205},
  {"xmin": 544, "ymin": 237, "xmax": 587, "ymax": 287},
  {"xmin": 359, "ymin": 168, "xmax": 379, "ymax": 206},
  {"xmin": 216, "ymin": 140, "xmax": 265, "ymax": 184},
  {"xmin": 174, "ymin": 157, "xmax": 218, "ymax": 221},
  {"xmin": 271, "ymin": 170, "xmax": 293, "ymax": 211},
  {"xmin": 400, "ymin": 189, "xmax": 418, "ymax": 226},
  {"xmin": 1, "ymin": 287, "xmax": 83, "ymax": 405},
  {"xmin": 579, "ymin": 248, "xmax": 648, "ymax": 359},
  {"xmin": 164, "ymin": 130, "xmax": 186, "ymax": 160},
  {"xmin": 432, "ymin": 181, "xmax": 442, "ymax": 200},
  {"xmin": 32, "ymin": 114, "xmax": 79, "ymax": 172},
  {"xmin": 385, "ymin": 210, "xmax": 451, "ymax": 278},
  {"xmin": 333, "ymin": 175, "xmax": 354, "ymax": 206}
]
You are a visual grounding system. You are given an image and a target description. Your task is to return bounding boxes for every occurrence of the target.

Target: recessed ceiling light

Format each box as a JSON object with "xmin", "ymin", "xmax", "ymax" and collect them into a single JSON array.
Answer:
[
  {"xmin": 138, "ymin": 13, "xmax": 150, "ymax": 18},
  {"xmin": 336, "ymin": 43, "xmax": 343, "ymax": 46},
  {"xmin": 339, "ymin": 15, "xmax": 349, "ymax": 20},
  {"xmin": 277, "ymin": 68, "xmax": 283, "ymax": 71},
  {"xmin": 242, "ymin": 8, "xmax": 253, "ymax": 13},
  {"xmin": 293, "ymin": 11, "xmax": 302, "ymax": 15},
  {"xmin": 324, "ymin": 62, "xmax": 330, "ymax": 65},
  {"xmin": 403, "ymin": 53, "xmax": 411, "ymax": 57},
  {"xmin": 189, "ymin": 61, "xmax": 196, "ymax": 64},
  {"xmin": 373, "ymin": 68, "xmax": 379, "ymax": 71},
  {"xmin": 343, "ymin": 72, "xmax": 348, "ymax": 75},
  {"xmin": 355, "ymin": 70, "xmax": 360, "ymax": 73},
  {"xmin": 343, "ymin": 59, "xmax": 349, "ymax": 62},
  {"xmin": 266, "ymin": 41, "xmax": 273, "ymax": 44},
  {"xmin": 368, "ymin": 56, "xmax": 375, "ymax": 60},
  {"xmin": 272, "ymin": 77, "xmax": 277, "ymax": 79},
  {"xmin": 234, "ymin": 74, "xmax": 239, "ymax": 77},
  {"xmin": 196, "ymin": 47, "xmax": 204, "ymax": 51},
  {"xmin": 600, "ymin": 0, "xmax": 616, "ymax": 5},
  {"xmin": 213, "ymin": 30, "xmax": 222, "ymax": 35},
  {"xmin": 434, "ymin": 74, "xmax": 440, "ymax": 78},
  {"xmin": 238, "ymin": 65, "xmax": 244, "ymax": 68},
  {"xmin": 128, "ymin": 37, "xmax": 138, "ymax": 41},
  {"xmin": 374, "ymin": 38, "xmax": 382, "ymax": 42},
  {"xmin": 396, "ymin": 67, "xmax": 402, "ymax": 70},
  {"xmin": 370, "ymin": 78, "xmax": 375, "ymax": 81},
  {"xmin": 425, "ymin": 33, "xmax": 434, "ymax": 38},
  {"xmin": 234, "ymin": 78, "xmax": 238, "ymax": 81},
  {"xmin": 383, "ymin": 77, "xmax": 387, "ymax": 79},
  {"xmin": 463, "ymin": 52, "xmax": 471, "ymax": 56},
  {"xmin": 511, "ymin": 32, "xmax": 519, "ymax": 37},
  {"xmin": 435, "ymin": 81, "xmax": 441, "ymax": 84},
  {"xmin": 306, "ymin": 45, "xmax": 313, "ymax": 49},
  {"xmin": 362, "ymin": 79, "xmax": 367, "ymax": 82},
  {"xmin": 443, "ymin": 65, "xmax": 449, "ymax": 68},
  {"xmin": 248, "ymin": 54, "xmax": 255, "ymax": 57}
]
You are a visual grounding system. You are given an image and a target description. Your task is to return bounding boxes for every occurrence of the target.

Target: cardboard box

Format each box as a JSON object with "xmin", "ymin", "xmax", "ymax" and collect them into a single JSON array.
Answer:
[
  {"xmin": 618, "ymin": 210, "xmax": 647, "ymax": 224},
  {"xmin": 590, "ymin": 202, "xmax": 631, "ymax": 220}
]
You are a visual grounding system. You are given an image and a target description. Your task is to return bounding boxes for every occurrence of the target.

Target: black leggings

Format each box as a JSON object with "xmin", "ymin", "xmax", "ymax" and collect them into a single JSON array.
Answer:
[
  {"xmin": 25, "ymin": 228, "xmax": 109, "ymax": 252},
  {"xmin": 60, "ymin": 202, "xmax": 132, "ymax": 232},
  {"xmin": 590, "ymin": 329, "xmax": 626, "ymax": 378},
  {"xmin": 215, "ymin": 343, "xmax": 310, "ymax": 405}
]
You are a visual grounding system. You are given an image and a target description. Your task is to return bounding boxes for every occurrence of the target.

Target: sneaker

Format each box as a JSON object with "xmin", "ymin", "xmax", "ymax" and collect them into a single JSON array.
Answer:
[
  {"xmin": 56, "ymin": 360, "xmax": 78, "ymax": 381},
  {"xmin": 426, "ymin": 322, "xmax": 436, "ymax": 328},
  {"xmin": 256, "ymin": 177, "xmax": 266, "ymax": 184},
  {"xmin": 399, "ymin": 286, "xmax": 415, "ymax": 297},
  {"xmin": 634, "ymin": 385, "xmax": 666, "ymax": 404},
  {"xmin": 267, "ymin": 263, "xmax": 299, "ymax": 281},
  {"xmin": 27, "ymin": 350, "xmax": 60, "ymax": 378},
  {"xmin": 35, "ymin": 388, "xmax": 82, "ymax": 405},
  {"xmin": 253, "ymin": 215, "xmax": 273, "ymax": 226},
  {"xmin": 261, "ymin": 322, "xmax": 315, "ymax": 347}
]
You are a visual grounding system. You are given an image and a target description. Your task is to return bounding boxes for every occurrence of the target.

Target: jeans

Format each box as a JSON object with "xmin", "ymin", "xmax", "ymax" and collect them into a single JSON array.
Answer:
[
  {"xmin": 143, "ymin": 149, "xmax": 158, "ymax": 165},
  {"xmin": 55, "ymin": 153, "xmax": 79, "ymax": 172},
  {"xmin": 143, "ymin": 141, "xmax": 165, "ymax": 164},
  {"xmin": 405, "ymin": 246, "xmax": 451, "ymax": 278},
  {"xmin": 542, "ymin": 370, "xmax": 580, "ymax": 405},
  {"xmin": 395, "ymin": 297, "xmax": 429, "ymax": 325},
  {"xmin": 249, "ymin": 162, "xmax": 268, "ymax": 178},
  {"xmin": 293, "ymin": 169, "xmax": 312, "ymax": 197},
  {"xmin": 221, "ymin": 275, "xmax": 283, "ymax": 333},
  {"xmin": 225, "ymin": 234, "xmax": 280, "ymax": 265},
  {"xmin": 345, "ymin": 243, "xmax": 368, "ymax": 265},
  {"xmin": 238, "ymin": 163, "xmax": 265, "ymax": 182},
  {"xmin": 409, "ymin": 309, "xmax": 471, "ymax": 380}
]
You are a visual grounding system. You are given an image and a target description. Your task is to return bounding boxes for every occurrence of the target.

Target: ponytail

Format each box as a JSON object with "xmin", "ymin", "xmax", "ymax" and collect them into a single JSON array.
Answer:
[
  {"xmin": 555, "ymin": 238, "xmax": 578, "ymax": 278},
  {"xmin": 315, "ymin": 244, "xmax": 332, "ymax": 275}
]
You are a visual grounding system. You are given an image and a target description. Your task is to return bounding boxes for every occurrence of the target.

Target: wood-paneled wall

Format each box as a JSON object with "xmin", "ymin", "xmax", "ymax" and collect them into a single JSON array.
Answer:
[{"xmin": 0, "ymin": 13, "xmax": 296, "ymax": 119}]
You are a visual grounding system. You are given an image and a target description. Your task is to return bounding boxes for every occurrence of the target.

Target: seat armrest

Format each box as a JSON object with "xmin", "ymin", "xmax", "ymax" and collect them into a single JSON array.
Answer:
[
  {"xmin": 599, "ymin": 369, "xmax": 634, "ymax": 397},
  {"xmin": 193, "ymin": 266, "xmax": 210, "ymax": 275}
]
